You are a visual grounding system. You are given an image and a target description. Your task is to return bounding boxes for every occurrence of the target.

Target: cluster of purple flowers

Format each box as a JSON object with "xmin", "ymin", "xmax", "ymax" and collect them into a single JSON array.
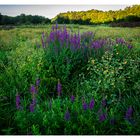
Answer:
[
  {"xmin": 71, "ymin": 95, "xmax": 75, "ymax": 103},
  {"xmin": 125, "ymin": 106, "xmax": 133, "ymax": 120},
  {"xmin": 36, "ymin": 79, "xmax": 40, "ymax": 87},
  {"xmin": 97, "ymin": 99, "xmax": 108, "ymax": 122},
  {"xmin": 41, "ymin": 24, "xmax": 95, "ymax": 53},
  {"xmin": 29, "ymin": 79, "xmax": 40, "ymax": 112},
  {"xmin": 82, "ymin": 98, "xmax": 95, "ymax": 111},
  {"xmin": 91, "ymin": 39, "xmax": 107, "ymax": 49},
  {"xmin": 57, "ymin": 79, "xmax": 62, "ymax": 96},
  {"xmin": 70, "ymin": 33, "xmax": 81, "ymax": 50},
  {"xmin": 82, "ymin": 101, "xmax": 88, "ymax": 111},
  {"xmin": 48, "ymin": 25, "xmax": 69, "ymax": 44},
  {"xmin": 89, "ymin": 98, "xmax": 95, "ymax": 110},
  {"xmin": 29, "ymin": 102, "xmax": 35, "ymax": 112},
  {"xmin": 99, "ymin": 113, "xmax": 107, "ymax": 122},
  {"xmin": 30, "ymin": 85, "xmax": 36, "ymax": 94},
  {"xmin": 81, "ymin": 31, "xmax": 94, "ymax": 44},
  {"xmin": 116, "ymin": 38, "xmax": 126, "ymax": 45},
  {"xmin": 116, "ymin": 38, "xmax": 133, "ymax": 49},
  {"xmin": 16, "ymin": 85, "xmax": 38, "ymax": 112},
  {"xmin": 16, "ymin": 94, "xmax": 21, "ymax": 110},
  {"xmin": 64, "ymin": 109, "xmax": 70, "ymax": 121},
  {"xmin": 38, "ymin": 24, "xmax": 133, "ymax": 62},
  {"xmin": 30, "ymin": 79, "xmax": 40, "ymax": 94},
  {"xmin": 16, "ymin": 86, "xmax": 134, "ymax": 125},
  {"xmin": 29, "ymin": 95, "xmax": 37, "ymax": 112}
]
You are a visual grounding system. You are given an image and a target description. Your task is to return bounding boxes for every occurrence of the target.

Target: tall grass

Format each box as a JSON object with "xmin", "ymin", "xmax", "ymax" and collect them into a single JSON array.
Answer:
[{"xmin": 0, "ymin": 24, "xmax": 140, "ymax": 135}]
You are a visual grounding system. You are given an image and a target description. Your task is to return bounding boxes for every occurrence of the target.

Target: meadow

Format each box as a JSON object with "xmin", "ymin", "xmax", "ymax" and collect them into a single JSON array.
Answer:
[{"xmin": 0, "ymin": 24, "xmax": 140, "ymax": 135}]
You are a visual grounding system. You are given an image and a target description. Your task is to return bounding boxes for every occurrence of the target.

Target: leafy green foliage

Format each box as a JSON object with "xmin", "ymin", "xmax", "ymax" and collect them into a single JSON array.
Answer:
[
  {"xmin": 52, "ymin": 5, "xmax": 140, "ymax": 25},
  {"xmin": 0, "ymin": 24, "xmax": 140, "ymax": 135},
  {"xmin": 0, "ymin": 13, "xmax": 51, "ymax": 25}
]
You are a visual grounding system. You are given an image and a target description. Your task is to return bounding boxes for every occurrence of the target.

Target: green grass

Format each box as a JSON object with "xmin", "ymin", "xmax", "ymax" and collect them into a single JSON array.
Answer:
[
  {"xmin": 0, "ymin": 24, "xmax": 140, "ymax": 135},
  {"xmin": 1, "ymin": 24, "xmax": 140, "ymax": 48}
]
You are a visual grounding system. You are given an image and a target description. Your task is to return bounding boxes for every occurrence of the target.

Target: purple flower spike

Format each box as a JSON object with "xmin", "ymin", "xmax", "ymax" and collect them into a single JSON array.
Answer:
[
  {"xmin": 16, "ymin": 94, "xmax": 20, "ymax": 110},
  {"xmin": 89, "ymin": 98, "xmax": 95, "ymax": 110},
  {"xmin": 82, "ymin": 102, "xmax": 88, "ymax": 111},
  {"xmin": 125, "ymin": 106, "xmax": 133, "ymax": 120},
  {"xmin": 55, "ymin": 23, "xmax": 58, "ymax": 30},
  {"xmin": 65, "ymin": 110, "xmax": 70, "ymax": 121},
  {"xmin": 36, "ymin": 79, "xmax": 40, "ymax": 86},
  {"xmin": 71, "ymin": 95, "xmax": 75, "ymax": 103},
  {"xmin": 57, "ymin": 80, "xmax": 62, "ymax": 96},
  {"xmin": 30, "ymin": 85, "xmax": 36, "ymax": 94},
  {"xmin": 30, "ymin": 103, "xmax": 34, "ymax": 112},
  {"xmin": 52, "ymin": 25, "xmax": 55, "ymax": 31},
  {"xmin": 116, "ymin": 38, "xmax": 125, "ymax": 45},
  {"xmin": 32, "ymin": 98, "xmax": 36, "ymax": 106},
  {"xmin": 128, "ymin": 45, "xmax": 133, "ymax": 49},
  {"xmin": 99, "ymin": 113, "xmax": 107, "ymax": 122}
]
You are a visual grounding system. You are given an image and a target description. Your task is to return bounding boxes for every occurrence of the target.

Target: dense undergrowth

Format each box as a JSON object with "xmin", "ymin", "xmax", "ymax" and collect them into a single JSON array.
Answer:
[{"xmin": 0, "ymin": 24, "xmax": 140, "ymax": 135}]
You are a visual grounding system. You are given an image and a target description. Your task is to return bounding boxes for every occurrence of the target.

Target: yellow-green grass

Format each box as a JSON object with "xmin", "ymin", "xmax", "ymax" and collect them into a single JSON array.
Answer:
[{"xmin": 0, "ymin": 25, "xmax": 140, "ymax": 49}]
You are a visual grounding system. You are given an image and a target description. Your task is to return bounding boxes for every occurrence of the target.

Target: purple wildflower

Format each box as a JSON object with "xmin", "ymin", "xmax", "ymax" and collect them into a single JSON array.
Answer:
[
  {"xmin": 52, "ymin": 25, "xmax": 55, "ymax": 31},
  {"xmin": 92, "ymin": 40, "xmax": 102, "ymax": 49},
  {"xmin": 64, "ymin": 110, "xmax": 70, "ymax": 121},
  {"xmin": 81, "ymin": 31, "xmax": 94, "ymax": 45},
  {"xmin": 82, "ymin": 102, "xmax": 88, "ymax": 111},
  {"xmin": 125, "ymin": 106, "xmax": 133, "ymax": 120},
  {"xmin": 16, "ymin": 94, "xmax": 20, "ymax": 110},
  {"xmin": 128, "ymin": 45, "xmax": 133, "ymax": 49},
  {"xmin": 55, "ymin": 23, "xmax": 58, "ymax": 30},
  {"xmin": 89, "ymin": 98, "xmax": 95, "ymax": 110},
  {"xmin": 30, "ymin": 85, "xmax": 36, "ymax": 94},
  {"xmin": 36, "ymin": 79, "xmax": 40, "ymax": 86},
  {"xmin": 29, "ymin": 103, "xmax": 34, "ymax": 112},
  {"xmin": 32, "ymin": 98, "xmax": 36, "ymax": 106},
  {"xmin": 71, "ymin": 95, "xmax": 75, "ymax": 103},
  {"xmin": 49, "ymin": 31, "xmax": 55, "ymax": 42},
  {"xmin": 99, "ymin": 113, "xmax": 107, "ymax": 122},
  {"xmin": 57, "ymin": 80, "xmax": 62, "ymax": 96},
  {"xmin": 116, "ymin": 38, "xmax": 125, "ymax": 45}
]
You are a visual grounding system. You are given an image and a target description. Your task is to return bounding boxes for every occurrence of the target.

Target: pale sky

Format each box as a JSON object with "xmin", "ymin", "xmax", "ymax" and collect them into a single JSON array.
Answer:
[{"xmin": 0, "ymin": 5, "xmax": 130, "ymax": 19}]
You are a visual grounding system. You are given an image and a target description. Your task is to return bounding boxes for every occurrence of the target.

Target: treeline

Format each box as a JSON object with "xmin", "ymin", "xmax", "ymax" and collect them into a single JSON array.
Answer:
[
  {"xmin": 0, "ymin": 5, "xmax": 140, "ymax": 26},
  {"xmin": 0, "ymin": 14, "xmax": 51, "ymax": 25},
  {"xmin": 52, "ymin": 5, "xmax": 140, "ymax": 25}
]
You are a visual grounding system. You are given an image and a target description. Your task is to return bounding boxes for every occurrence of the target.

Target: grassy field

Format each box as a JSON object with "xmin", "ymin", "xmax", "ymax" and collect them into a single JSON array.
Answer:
[
  {"xmin": 0, "ymin": 24, "xmax": 140, "ymax": 135},
  {"xmin": 1, "ymin": 24, "xmax": 140, "ymax": 44}
]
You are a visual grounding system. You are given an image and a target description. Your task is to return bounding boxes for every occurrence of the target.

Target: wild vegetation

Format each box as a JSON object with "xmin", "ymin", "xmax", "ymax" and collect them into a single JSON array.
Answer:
[
  {"xmin": 0, "ymin": 5, "xmax": 140, "ymax": 27},
  {"xmin": 0, "ymin": 13, "xmax": 51, "ymax": 25},
  {"xmin": 52, "ymin": 5, "xmax": 140, "ymax": 25},
  {"xmin": 0, "ymin": 24, "xmax": 140, "ymax": 135}
]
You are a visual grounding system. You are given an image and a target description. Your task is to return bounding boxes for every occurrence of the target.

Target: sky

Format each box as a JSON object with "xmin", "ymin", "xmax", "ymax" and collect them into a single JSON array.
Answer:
[{"xmin": 0, "ymin": 5, "xmax": 130, "ymax": 19}]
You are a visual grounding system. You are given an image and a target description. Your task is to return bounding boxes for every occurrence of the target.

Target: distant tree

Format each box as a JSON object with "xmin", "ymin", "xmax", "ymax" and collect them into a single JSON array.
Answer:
[
  {"xmin": 0, "ymin": 13, "xmax": 2, "ymax": 24},
  {"xmin": 0, "ymin": 13, "xmax": 51, "ymax": 25},
  {"xmin": 52, "ymin": 5, "xmax": 140, "ymax": 25}
]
